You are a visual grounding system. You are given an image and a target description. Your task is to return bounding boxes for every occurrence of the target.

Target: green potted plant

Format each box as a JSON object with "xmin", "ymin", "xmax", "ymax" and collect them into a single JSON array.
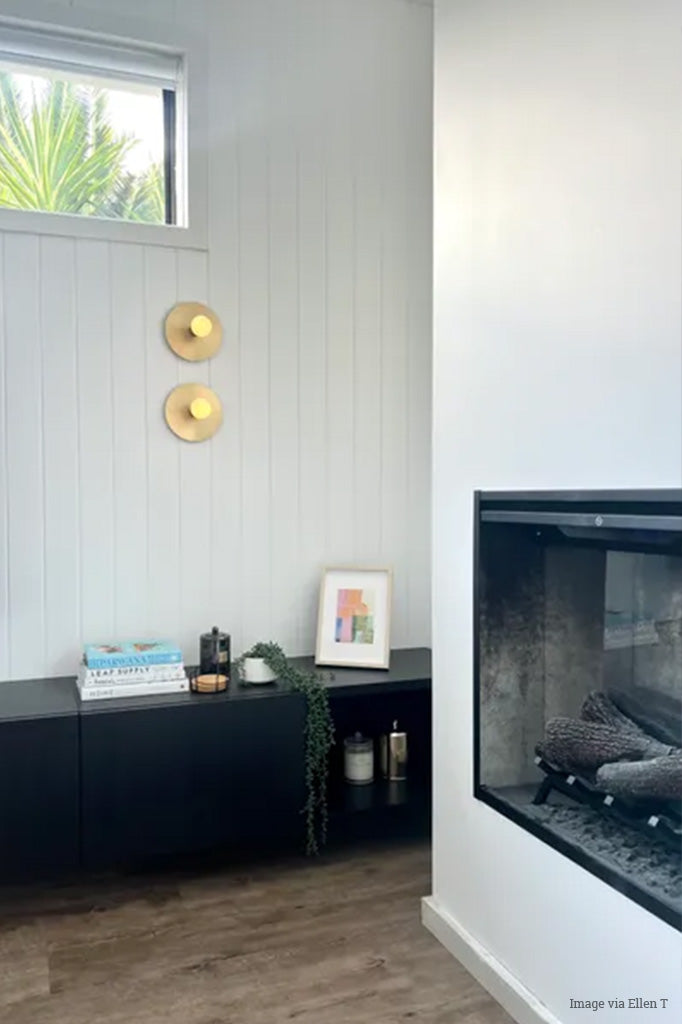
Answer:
[
  {"xmin": 234, "ymin": 641, "xmax": 335, "ymax": 855},
  {"xmin": 237, "ymin": 647, "xmax": 278, "ymax": 684}
]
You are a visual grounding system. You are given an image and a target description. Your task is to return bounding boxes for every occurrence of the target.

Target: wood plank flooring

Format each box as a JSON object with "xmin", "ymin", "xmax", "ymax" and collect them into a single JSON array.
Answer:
[{"xmin": 0, "ymin": 842, "xmax": 513, "ymax": 1023}]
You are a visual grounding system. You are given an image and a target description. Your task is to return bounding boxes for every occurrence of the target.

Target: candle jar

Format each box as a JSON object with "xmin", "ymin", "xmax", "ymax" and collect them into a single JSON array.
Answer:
[{"xmin": 344, "ymin": 733, "xmax": 374, "ymax": 785}]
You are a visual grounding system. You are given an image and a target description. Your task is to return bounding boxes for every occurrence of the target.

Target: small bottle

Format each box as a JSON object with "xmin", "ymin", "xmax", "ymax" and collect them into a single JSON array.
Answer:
[{"xmin": 385, "ymin": 720, "xmax": 407, "ymax": 780}]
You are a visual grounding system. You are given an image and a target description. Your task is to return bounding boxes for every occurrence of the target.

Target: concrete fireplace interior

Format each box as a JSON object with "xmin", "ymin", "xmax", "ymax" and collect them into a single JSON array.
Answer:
[{"xmin": 475, "ymin": 490, "xmax": 682, "ymax": 931}]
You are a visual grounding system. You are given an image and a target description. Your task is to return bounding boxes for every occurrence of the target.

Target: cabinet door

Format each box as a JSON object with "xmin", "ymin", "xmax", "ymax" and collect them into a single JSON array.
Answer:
[
  {"xmin": 0, "ymin": 717, "xmax": 79, "ymax": 879},
  {"xmin": 80, "ymin": 694, "xmax": 306, "ymax": 869},
  {"xmin": 186, "ymin": 694, "xmax": 306, "ymax": 852},
  {"xmin": 80, "ymin": 704, "xmax": 194, "ymax": 869}
]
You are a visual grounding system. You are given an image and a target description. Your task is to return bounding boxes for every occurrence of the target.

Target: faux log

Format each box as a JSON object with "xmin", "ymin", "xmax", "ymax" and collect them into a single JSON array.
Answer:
[
  {"xmin": 608, "ymin": 686, "xmax": 682, "ymax": 748},
  {"xmin": 580, "ymin": 692, "xmax": 674, "ymax": 759},
  {"xmin": 596, "ymin": 753, "xmax": 682, "ymax": 801},
  {"xmin": 537, "ymin": 717, "xmax": 669, "ymax": 772}
]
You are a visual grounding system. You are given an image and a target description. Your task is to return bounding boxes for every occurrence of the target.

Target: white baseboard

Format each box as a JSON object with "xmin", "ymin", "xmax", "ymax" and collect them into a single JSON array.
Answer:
[{"xmin": 421, "ymin": 896, "xmax": 562, "ymax": 1024}]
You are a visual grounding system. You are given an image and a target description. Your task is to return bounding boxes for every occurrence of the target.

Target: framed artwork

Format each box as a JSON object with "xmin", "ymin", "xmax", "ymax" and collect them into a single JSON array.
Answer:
[{"xmin": 315, "ymin": 567, "xmax": 392, "ymax": 669}]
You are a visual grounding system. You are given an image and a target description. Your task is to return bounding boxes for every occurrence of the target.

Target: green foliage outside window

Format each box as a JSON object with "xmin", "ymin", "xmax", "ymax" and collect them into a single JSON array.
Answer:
[{"xmin": 0, "ymin": 72, "xmax": 164, "ymax": 223}]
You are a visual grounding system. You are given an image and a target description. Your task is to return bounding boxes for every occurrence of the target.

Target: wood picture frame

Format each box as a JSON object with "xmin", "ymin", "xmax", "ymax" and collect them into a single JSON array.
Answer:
[{"xmin": 315, "ymin": 566, "xmax": 393, "ymax": 669}]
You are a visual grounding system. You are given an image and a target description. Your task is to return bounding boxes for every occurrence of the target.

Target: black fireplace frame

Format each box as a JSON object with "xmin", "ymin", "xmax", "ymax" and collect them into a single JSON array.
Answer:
[{"xmin": 473, "ymin": 488, "xmax": 682, "ymax": 931}]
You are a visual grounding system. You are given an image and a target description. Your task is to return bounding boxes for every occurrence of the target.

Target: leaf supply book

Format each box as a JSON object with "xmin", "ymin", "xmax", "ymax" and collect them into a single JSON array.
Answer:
[
  {"xmin": 84, "ymin": 640, "xmax": 183, "ymax": 669},
  {"xmin": 79, "ymin": 662, "xmax": 187, "ymax": 686}
]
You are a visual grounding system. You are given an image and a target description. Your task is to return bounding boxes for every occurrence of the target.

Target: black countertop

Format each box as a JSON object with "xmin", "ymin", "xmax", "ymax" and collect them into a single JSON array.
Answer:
[
  {"xmin": 290, "ymin": 647, "xmax": 431, "ymax": 696},
  {"xmin": 0, "ymin": 677, "xmax": 79, "ymax": 722},
  {"xmin": 0, "ymin": 648, "xmax": 431, "ymax": 719}
]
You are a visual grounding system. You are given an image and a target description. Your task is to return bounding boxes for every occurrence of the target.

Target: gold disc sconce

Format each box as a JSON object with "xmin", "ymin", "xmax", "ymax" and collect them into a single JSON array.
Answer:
[
  {"xmin": 164, "ymin": 302, "xmax": 223, "ymax": 361},
  {"xmin": 164, "ymin": 383, "xmax": 223, "ymax": 442}
]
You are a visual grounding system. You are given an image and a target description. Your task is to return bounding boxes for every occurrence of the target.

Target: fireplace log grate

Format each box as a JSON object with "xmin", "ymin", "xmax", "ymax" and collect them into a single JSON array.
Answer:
[{"xmin": 532, "ymin": 754, "xmax": 682, "ymax": 853}]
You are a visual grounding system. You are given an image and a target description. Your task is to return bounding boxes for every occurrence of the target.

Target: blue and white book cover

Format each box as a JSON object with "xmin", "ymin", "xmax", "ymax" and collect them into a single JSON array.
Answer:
[{"xmin": 84, "ymin": 640, "xmax": 183, "ymax": 669}]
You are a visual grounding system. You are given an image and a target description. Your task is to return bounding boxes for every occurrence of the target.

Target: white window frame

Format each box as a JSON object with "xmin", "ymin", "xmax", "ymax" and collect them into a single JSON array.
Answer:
[{"xmin": 0, "ymin": 8, "xmax": 207, "ymax": 251}]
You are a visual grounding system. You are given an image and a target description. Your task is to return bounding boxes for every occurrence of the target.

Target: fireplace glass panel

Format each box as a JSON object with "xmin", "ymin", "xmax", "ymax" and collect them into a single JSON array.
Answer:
[{"xmin": 475, "ymin": 493, "xmax": 682, "ymax": 930}]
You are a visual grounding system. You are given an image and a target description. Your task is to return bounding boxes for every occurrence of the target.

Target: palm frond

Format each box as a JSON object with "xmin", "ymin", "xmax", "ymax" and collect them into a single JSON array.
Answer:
[{"xmin": 0, "ymin": 71, "xmax": 164, "ymax": 222}]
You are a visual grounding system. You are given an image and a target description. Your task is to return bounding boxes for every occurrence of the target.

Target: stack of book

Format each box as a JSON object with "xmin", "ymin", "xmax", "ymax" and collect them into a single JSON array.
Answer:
[{"xmin": 78, "ymin": 640, "xmax": 188, "ymax": 701}]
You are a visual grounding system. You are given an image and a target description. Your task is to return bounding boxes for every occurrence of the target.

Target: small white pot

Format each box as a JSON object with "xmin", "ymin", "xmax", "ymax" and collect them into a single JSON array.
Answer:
[{"xmin": 241, "ymin": 657, "xmax": 278, "ymax": 684}]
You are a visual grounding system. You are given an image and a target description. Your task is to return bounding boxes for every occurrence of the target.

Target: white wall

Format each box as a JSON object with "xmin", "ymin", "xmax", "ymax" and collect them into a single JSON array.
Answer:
[
  {"xmin": 432, "ymin": 2, "xmax": 681, "ymax": 1023},
  {"xmin": 0, "ymin": 0, "xmax": 433, "ymax": 679}
]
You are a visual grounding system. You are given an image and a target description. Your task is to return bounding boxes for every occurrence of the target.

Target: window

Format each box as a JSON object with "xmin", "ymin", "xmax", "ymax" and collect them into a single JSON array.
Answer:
[{"xmin": 0, "ymin": 25, "xmax": 182, "ymax": 226}]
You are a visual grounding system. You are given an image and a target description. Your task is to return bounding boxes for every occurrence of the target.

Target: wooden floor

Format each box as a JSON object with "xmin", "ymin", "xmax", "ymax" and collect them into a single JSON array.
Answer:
[{"xmin": 0, "ymin": 841, "xmax": 513, "ymax": 1023}]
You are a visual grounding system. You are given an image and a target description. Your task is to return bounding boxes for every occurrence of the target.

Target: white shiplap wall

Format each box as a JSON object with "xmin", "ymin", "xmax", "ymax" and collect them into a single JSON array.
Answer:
[{"xmin": 0, "ymin": 0, "xmax": 433, "ymax": 679}]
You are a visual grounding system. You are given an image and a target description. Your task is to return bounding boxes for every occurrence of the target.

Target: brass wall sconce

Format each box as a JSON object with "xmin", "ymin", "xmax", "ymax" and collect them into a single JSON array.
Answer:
[
  {"xmin": 164, "ymin": 383, "xmax": 223, "ymax": 442},
  {"xmin": 164, "ymin": 302, "xmax": 223, "ymax": 361}
]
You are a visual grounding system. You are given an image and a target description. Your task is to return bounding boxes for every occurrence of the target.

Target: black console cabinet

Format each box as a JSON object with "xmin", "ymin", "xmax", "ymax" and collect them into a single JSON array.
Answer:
[
  {"xmin": 0, "ymin": 679, "xmax": 79, "ymax": 878},
  {"xmin": 0, "ymin": 649, "xmax": 430, "ymax": 880},
  {"xmin": 80, "ymin": 689, "xmax": 306, "ymax": 869}
]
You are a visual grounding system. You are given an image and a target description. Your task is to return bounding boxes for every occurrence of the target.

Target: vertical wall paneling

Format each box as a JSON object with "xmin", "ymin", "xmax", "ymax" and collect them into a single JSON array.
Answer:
[
  {"xmin": 405, "ymin": 2, "xmax": 433, "ymax": 645},
  {"xmin": 351, "ymin": 3, "xmax": 383, "ymax": 568},
  {"xmin": 378, "ymin": 14, "xmax": 410, "ymax": 646},
  {"xmin": 207, "ymin": 0, "xmax": 243, "ymax": 654},
  {"xmin": 145, "ymin": 246, "xmax": 181, "ymax": 642},
  {"xmin": 268, "ymin": 1, "xmax": 301, "ymax": 649},
  {"xmin": 296, "ymin": 1, "xmax": 330, "ymax": 653},
  {"xmin": 176, "ymin": 249, "xmax": 210, "ymax": 662},
  {"xmin": 0, "ymin": 240, "xmax": 8, "ymax": 679},
  {"xmin": 324, "ymin": 3, "xmax": 356, "ymax": 566},
  {"xmin": 110, "ymin": 244, "xmax": 148, "ymax": 639},
  {"xmin": 40, "ymin": 237, "xmax": 80, "ymax": 672},
  {"xmin": 76, "ymin": 240, "xmax": 114, "ymax": 645},
  {"xmin": 0, "ymin": 0, "xmax": 433, "ymax": 679},
  {"xmin": 4, "ymin": 235, "xmax": 45, "ymax": 676},
  {"xmin": 237, "ymin": 2, "xmax": 273, "ymax": 647}
]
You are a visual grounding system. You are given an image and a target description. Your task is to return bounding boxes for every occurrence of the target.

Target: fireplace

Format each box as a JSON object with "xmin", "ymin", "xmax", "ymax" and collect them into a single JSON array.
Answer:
[{"xmin": 474, "ymin": 490, "xmax": 682, "ymax": 930}]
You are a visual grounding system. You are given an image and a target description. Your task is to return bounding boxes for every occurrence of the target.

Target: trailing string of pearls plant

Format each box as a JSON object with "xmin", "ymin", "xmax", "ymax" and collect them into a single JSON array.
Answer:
[{"xmin": 234, "ymin": 641, "xmax": 335, "ymax": 855}]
